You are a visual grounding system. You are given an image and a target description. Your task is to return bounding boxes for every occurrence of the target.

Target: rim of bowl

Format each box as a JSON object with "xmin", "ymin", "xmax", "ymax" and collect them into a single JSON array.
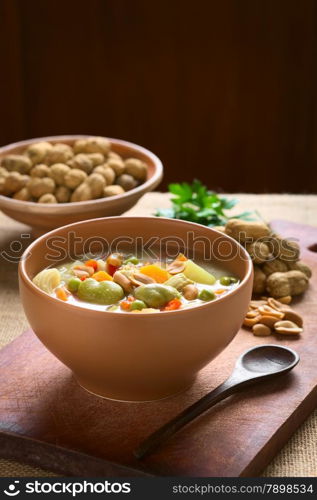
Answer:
[
  {"xmin": 19, "ymin": 216, "xmax": 253, "ymax": 317},
  {"xmin": 0, "ymin": 135, "xmax": 163, "ymax": 214}
]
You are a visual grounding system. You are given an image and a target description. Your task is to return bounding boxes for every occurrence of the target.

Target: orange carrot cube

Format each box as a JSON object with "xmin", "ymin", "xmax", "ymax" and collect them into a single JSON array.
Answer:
[{"xmin": 92, "ymin": 271, "xmax": 113, "ymax": 282}]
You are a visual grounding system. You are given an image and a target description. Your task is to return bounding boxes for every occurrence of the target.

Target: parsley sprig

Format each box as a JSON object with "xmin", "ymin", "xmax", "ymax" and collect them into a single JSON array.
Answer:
[{"xmin": 155, "ymin": 180, "xmax": 254, "ymax": 227}]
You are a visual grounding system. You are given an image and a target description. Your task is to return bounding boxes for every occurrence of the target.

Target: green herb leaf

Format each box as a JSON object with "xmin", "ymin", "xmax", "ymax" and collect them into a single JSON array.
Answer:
[
  {"xmin": 155, "ymin": 180, "xmax": 257, "ymax": 227},
  {"xmin": 155, "ymin": 208, "xmax": 175, "ymax": 218}
]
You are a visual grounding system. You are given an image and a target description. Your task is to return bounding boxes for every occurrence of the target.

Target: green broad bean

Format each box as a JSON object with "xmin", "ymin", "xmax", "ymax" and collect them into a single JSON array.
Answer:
[
  {"xmin": 198, "ymin": 289, "xmax": 216, "ymax": 301},
  {"xmin": 219, "ymin": 276, "xmax": 238, "ymax": 286},
  {"xmin": 135, "ymin": 284, "xmax": 180, "ymax": 308},
  {"xmin": 78, "ymin": 278, "xmax": 124, "ymax": 305},
  {"xmin": 67, "ymin": 277, "xmax": 81, "ymax": 293},
  {"xmin": 131, "ymin": 300, "xmax": 146, "ymax": 311},
  {"xmin": 123, "ymin": 256, "xmax": 139, "ymax": 265}
]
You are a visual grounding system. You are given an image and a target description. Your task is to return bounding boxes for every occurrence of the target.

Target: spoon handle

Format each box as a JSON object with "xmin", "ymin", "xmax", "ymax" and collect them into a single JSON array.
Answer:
[{"xmin": 134, "ymin": 378, "xmax": 239, "ymax": 459}]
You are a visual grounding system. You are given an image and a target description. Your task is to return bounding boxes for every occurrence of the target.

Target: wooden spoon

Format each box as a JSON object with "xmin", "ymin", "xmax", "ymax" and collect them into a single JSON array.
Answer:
[{"xmin": 134, "ymin": 344, "xmax": 299, "ymax": 459}]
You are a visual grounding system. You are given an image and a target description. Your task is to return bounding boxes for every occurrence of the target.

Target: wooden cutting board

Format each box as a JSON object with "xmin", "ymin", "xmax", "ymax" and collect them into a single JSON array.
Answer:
[{"xmin": 0, "ymin": 220, "xmax": 317, "ymax": 477}]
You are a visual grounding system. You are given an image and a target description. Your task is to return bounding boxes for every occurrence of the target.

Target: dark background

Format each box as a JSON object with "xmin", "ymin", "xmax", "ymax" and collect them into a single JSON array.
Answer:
[{"xmin": 1, "ymin": 0, "xmax": 316, "ymax": 193}]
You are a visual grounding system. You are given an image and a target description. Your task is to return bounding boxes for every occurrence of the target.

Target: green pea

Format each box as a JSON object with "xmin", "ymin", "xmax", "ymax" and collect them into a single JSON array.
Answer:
[
  {"xmin": 131, "ymin": 300, "xmax": 146, "ymax": 311},
  {"xmin": 78, "ymin": 278, "xmax": 124, "ymax": 305},
  {"xmin": 67, "ymin": 277, "xmax": 81, "ymax": 293},
  {"xmin": 219, "ymin": 276, "xmax": 238, "ymax": 286},
  {"xmin": 198, "ymin": 289, "xmax": 216, "ymax": 301},
  {"xmin": 123, "ymin": 256, "xmax": 139, "ymax": 265}
]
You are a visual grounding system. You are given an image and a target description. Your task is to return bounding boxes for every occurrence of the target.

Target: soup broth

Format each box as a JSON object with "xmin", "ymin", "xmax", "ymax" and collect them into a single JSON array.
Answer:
[{"xmin": 32, "ymin": 250, "xmax": 239, "ymax": 313}]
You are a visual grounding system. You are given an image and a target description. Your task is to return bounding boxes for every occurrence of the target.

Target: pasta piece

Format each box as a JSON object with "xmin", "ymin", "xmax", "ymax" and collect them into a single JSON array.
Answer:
[{"xmin": 32, "ymin": 268, "xmax": 61, "ymax": 294}]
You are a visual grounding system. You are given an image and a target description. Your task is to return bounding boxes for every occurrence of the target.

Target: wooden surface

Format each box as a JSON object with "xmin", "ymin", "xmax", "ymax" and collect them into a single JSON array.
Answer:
[
  {"xmin": 1, "ymin": 0, "xmax": 317, "ymax": 193},
  {"xmin": 0, "ymin": 219, "xmax": 317, "ymax": 476}
]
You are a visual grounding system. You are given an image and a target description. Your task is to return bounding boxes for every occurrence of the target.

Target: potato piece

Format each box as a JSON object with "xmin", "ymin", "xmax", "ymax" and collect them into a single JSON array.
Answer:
[
  {"xmin": 246, "ymin": 241, "xmax": 271, "ymax": 264},
  {"xmin": 124, "ymin": 158, "xmax": 147, "ymax": 181},
  {"xmin": 183, "ymin": 260, "xmax": 216, "ymax": 285},
  {"xmin": 262, "ymin": 259, "xmax": 288, "ymax": 275},
  {"xmin": 116, "ymin": 174, "xmax": 137, "ymax": 191},
  {"xmin": 68, "ymin": 154, "xmax": 93, "ymax": 174},
  {"xmin": 38, "ymin": 193, "xmax": 57, "ymax": 203},
  {"xmin": 30, "ymin": 164, "xmax": 51, "ymax": 178},
  {"xmin": 55, "ymin": 185, "xmax": 71, "ymax": 203},
  {"xmin": 225, "ymin": 219, "xmax": 270, "ymax": 241},
  {"xmin": 45, "ymin": 143, "xmax": 73, "ymax": 165},
  {"xmin": 71, "ymin": 183, "xmax": 92, "ymax": 202},
  {"xmin": 103, "ymin": 185, "xmax": 125, "ymax": 197},
  {"xmin": 49, "ymin": 163, "xmax": 71, "ymax": 185},
  {"xmin": 64, "ymin": 169, "xmax": 87, "ymax": 189},
  {"xmin": 3, "ymin": 172, "xmax": 29, "ymax": 194},
  {"xmin": 73, "ymin": 137, "xmax": 110, "ymax": 155},
  {"xmin": 86, "ymin": 173, "xmax": 106, "ymax": 198},
  {"xmin": 13, "ymin": 187, "xmax": 32, "ymax": 201},
  {"xmin": 26, "ymin": 141, "xmax": 53, "ymax": 165},
  {"xmin": 253, "ymin": 266, "xmax": 266, "ymax": 294},
  {"xmin": 1, "ymin": 154, "xmax": 32, "ymax": 174},
  {"xmin": 28, "ymin": 177, "xmax": 55, "ymax": 198},
  {"xmin": 266, "ymin": 270, "xmax": 309, "ymax": 298}
]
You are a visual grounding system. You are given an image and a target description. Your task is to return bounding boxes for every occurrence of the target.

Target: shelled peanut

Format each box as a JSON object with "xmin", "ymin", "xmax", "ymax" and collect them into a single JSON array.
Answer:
[
  {"xmin": 244, "ymin": 296, "xmax": 303, "ymax": 336},
  {"xmin": 224, "ymin": 219, "xmax": 312, "ymax": 300},
  {"xmin": 0, "ymin": 137, "xmax": 148, "ymax": 203}
]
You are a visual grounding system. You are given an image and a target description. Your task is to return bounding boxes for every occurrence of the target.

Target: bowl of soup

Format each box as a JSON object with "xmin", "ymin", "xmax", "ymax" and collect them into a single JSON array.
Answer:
[
  {"xmin": 19, "ymin": 216, "xmax": 253, "ymax": 401},
  {"xmin": 0, "ymin": 135, "xmax": 163, "ymax": 235}
]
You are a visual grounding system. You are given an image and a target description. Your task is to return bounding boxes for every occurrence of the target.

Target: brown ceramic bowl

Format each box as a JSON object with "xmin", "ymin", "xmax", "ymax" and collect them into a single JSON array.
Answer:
[
  {"xmin": 0, "ymin": 135, "xmax": 163, "ymax": 235},
  {"xmin": 19, "ymin": 217, "xmax": 253, "ymax": 402}
]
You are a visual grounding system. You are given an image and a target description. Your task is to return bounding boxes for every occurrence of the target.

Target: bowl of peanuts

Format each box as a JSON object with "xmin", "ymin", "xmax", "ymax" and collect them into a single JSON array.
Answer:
[{"xmin": 0, "ymin": 135, "xmax": 163, "ymax": 235}]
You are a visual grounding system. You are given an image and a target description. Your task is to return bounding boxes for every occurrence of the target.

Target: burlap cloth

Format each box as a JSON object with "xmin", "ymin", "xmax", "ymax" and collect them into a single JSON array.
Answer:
[{"xmin": 1, "ymin": 193, "xmax": 317, "ymax": 477}]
